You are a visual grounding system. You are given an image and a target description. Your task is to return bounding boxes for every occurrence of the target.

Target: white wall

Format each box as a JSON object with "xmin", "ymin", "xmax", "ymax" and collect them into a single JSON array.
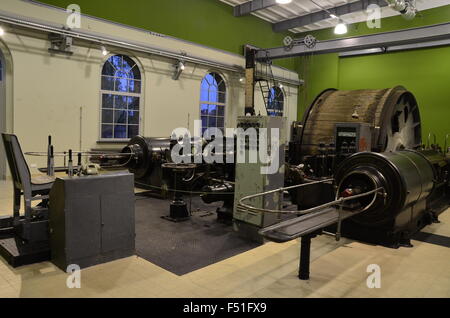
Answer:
[{"xmin": 0, "ymin": 0, "xmax": 299, "ymax": 171}]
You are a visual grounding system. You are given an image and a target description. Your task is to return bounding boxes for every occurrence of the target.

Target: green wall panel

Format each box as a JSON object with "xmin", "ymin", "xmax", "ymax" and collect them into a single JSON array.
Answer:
[
  {"xmin": 36, "ymin": 0, "xmax": 296, "ymax": 69},
  {"xmin": 296, "ymin": 5, "xmax": 450, "ymax": 146},
  {"xmin": 338, "ymin": 47, "xmax": 450, "ymax": 147},
  {"xmin": 297, "ymin": 53, "xmax": 339, "ymax": 117}
]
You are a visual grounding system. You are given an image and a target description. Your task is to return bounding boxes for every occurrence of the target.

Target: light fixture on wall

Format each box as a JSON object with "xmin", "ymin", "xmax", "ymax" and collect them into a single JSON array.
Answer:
[
  {"xmin": 276, "ymin": 0, "xmax": 292, "ymax": 4},
  {"xmin": 334, "ymin": 20, "xmax": 348, "ymax": 35},
  {"xmin": 101, "ymin": 45, "xmax": 109, "ymax": 56},
  {"xmin": 279, "ymin": 83, "xmax": 284, "ymax": 89},
  {"xmin": 0, "ymin": 26, "xmax": 5, "ymax": 36},
  {"xmin": 172, "ymin": 60, "xmax": 185, "ymax": 80}
]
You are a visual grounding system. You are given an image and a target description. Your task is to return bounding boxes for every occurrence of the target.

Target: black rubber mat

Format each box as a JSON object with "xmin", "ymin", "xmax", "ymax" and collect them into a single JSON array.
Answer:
[
  {"xmin": 413, "ymin": 231, "xmax": 450, "ymax": 248},
  {"xmin": 135, "ymin": 195, "xmax": 261, "ymax": 276}
]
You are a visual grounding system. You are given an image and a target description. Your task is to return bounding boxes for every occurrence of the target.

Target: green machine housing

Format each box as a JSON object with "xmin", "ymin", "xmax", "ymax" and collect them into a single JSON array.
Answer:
[{"xmin": 233, "ymin": 116, "xmax": 287, "ymax": 243}]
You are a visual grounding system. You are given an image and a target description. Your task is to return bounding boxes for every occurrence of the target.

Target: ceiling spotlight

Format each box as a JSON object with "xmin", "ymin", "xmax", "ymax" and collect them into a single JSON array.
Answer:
[
  {"xmin": 172, "ymin": 60, "xmax": 185, "ymax": 80},
  {"xmin": 101, "ymin": 45, "xmax": 109, "ymax": 56},
  {"xmin": 334, "ymin": 20, "xmax": 348, "ymax": 35},
  {"xmin": 329, "ymin": 14, "xmax": 338, "ymax": 19},
  {"xmin": 276, "ymin": 0, "xmax": 292, "ymax": 4},
  {"xmin": 0, "ymin": 27, "xmax": 4, "ymax": 36}
]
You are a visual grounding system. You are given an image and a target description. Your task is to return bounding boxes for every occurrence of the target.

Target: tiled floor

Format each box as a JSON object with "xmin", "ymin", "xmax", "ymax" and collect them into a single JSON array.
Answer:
[{"xmin": 0, "ymin": 179, "xmax": 449, "ymax": 298}]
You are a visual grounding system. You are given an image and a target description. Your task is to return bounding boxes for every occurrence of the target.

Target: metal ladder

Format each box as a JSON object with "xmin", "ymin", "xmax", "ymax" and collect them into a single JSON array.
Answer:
[{"xmin": 256, "ymin": 52, "xmax": 277, "ymax": 115}]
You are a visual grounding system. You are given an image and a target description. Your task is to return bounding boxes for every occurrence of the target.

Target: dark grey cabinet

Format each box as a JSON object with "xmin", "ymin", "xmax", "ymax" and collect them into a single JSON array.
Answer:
[{"xmin": 49, "ymin": 173, "xmax": 135, "ymax": 270}]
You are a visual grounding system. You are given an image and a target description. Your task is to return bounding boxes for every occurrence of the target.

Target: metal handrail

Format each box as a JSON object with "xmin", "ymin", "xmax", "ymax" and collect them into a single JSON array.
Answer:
[
  {"xmin": 258, "ymin": 187, "xmax": 384, "ymax": 236},
  {"xmin": 25, "ymin": 151, "xmax": 132, "ymax": 157},
  {"xmin": 238, "ymin": 178, "xmax": 385, "ymax": 216}
]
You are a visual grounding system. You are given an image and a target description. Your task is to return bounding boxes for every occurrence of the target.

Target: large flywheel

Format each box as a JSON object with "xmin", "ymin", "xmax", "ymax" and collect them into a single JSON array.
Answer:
[{"xmin": 300, "ymin": 86, "xmax": 422, "ymax": 156}]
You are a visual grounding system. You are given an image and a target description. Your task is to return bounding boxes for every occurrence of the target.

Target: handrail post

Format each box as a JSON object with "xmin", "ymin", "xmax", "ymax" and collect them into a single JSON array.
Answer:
[
  {"xmin": 277, "ymin": 189, "xmax": 283, "ymax": 220},
  {"xmin": 335, "ymin": 202, "xmax": 344, "ymax": 242},
  {"xmin": 299, "ymin": 234, "xmax": 312, "ymax": 280}
]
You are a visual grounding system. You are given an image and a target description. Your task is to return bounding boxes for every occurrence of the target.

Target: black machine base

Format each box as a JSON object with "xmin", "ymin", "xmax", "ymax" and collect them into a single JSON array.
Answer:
[
  {"xmin": 326, "ymin": 208, "xmax": 443, "ymax": 249},
  {"xmin": 0, "ymin": 235, "xmax": 50, "ymax": 268},
  {"xmin": 216, "ymin": 207, "xmax": 233, "ymax": 224},
  {"xmin": 233, "ymin": 220, "xmax": 266, "ymax": 244},
  {"xmin": 0, "ymin": 215, "xmax": 51, "ymax": 268},
  {"xmin": 162, "ymin": 201, "xmax": 190, "ymax": 223}
]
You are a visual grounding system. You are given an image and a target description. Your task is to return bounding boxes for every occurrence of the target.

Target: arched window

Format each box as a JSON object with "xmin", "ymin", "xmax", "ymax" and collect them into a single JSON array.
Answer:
[
  {"xmin": 267, "ymin": 86, "xmax": 284, "ymax": 117},
  {"xmin": 200, "ymin": 72, "xmax": 226, "ymax": 134},
  {"xmin": 100, "ymin": 54, "xmax": 141, "ymax": 140}
]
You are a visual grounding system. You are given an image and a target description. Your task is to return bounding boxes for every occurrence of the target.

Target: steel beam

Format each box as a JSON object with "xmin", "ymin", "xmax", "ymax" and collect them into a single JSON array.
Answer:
[
  {"xmin": 339, "ymin": 38, "xmax": 450, "ymax": 57},
  {"xmin": 256, "ymin": 22, "xmax": 450, "ymax": 60},
  {"xmin": 233, "ymin": 0, "xmax": 278, "ymax": 17},
  {"xmin": 273, "ymin": 0, "xmax": 388, "ymax": 32}
]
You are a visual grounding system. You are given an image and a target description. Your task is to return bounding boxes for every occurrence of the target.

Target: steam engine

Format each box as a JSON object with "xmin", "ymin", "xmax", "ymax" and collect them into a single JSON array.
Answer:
[{"xmin": 104, "ymin": 86, "xmax": 449, "ymax": 247}]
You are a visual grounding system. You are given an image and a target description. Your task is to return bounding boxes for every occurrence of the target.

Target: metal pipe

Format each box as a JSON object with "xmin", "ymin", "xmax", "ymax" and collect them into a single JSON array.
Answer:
[
  {"xmin": 0, "ymin": 12, "xmax": 303, "ymax": 86},
  {"xmin": 26, "ymin": 151, "xmax": 132, "ymax": 157},
  {"xmin": 0, "ymin": 13, "xmax": 240, "ymax": 72}
]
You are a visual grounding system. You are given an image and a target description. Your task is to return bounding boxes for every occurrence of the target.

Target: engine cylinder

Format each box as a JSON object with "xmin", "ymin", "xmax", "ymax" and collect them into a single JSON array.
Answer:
[
  {"xmin": 334, "ymin": 150, "xmax": 435, "ymax": 227},
  {"xmin": 122, "ymin": 136, "xmax": 171, "ymax": 179}
]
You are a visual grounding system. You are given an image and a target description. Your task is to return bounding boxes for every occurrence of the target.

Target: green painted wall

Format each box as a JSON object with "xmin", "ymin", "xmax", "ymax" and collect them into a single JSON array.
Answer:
[
  {"xmin": 297, "ymin": 5, "xmax": 450, "ymax": 146},
  {"xmin": 36, "ymin": 0, "xmax": 297, "ymax": 69}
]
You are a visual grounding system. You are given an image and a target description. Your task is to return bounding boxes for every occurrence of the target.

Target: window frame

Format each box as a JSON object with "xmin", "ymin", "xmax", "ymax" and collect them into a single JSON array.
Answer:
[
  {"xmin": 199, "ymin": 72, "xmax": 227, "ymax": 136},
  {"xmin": 98, "ymin": 54, "xmax": 143, "ymax": 142}
]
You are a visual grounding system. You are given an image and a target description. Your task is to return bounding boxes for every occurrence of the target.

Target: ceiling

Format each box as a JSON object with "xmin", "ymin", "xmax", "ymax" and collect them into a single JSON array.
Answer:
[{"xmin": 220, "ymin": 0, "xmax": 450, "ymax": 33}]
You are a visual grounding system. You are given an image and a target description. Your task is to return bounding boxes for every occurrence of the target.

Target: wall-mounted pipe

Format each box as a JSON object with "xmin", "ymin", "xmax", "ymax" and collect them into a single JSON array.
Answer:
[{"xmin": 0, "ymin": 11, "xmax": 303, "ymax": 86}]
